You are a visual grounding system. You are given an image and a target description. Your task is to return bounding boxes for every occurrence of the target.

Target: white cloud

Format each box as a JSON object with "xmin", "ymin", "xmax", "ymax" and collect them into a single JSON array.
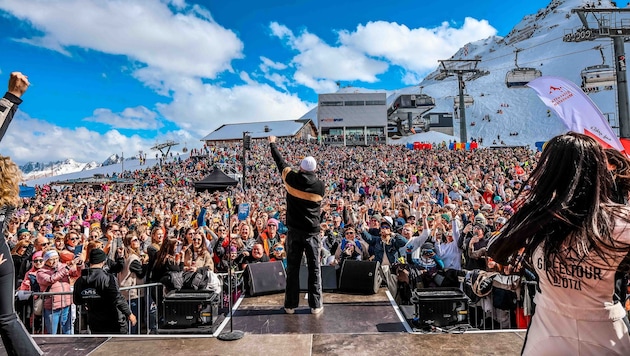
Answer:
[
  {"xmin": 0, "ymin": 0, "xmax": 244, "ymax": 79},
  {"xmin": 338, "ymin": 18, "xmax": 497, "ymax": 79},
  {"xmin": 269, "ymin": 22, "xmax": 389, "ymax": 92},
  {"xmin": 84, "ymin": 106, "xmax": 161, "ymax": 130},
  {"xmin": 269, "ymin": 22, "xmax": 294, "ymax": 41},
  {"xmin": 260, "ymin": 56, "xmax": 287, "ymax": 71},
  {"xmin": 0, "ymin": 111, "xmax": 157, "ymax": 163},
  {"xmin": 259, "ymin": 56, "xmax": 289, "ymax": 90},
  {"xmin": 268, "ymin": 18, "xmax": 495, "ymax": 91},
  {"xmin": 156, "ymin": 79, "xmax": 312, "ymax": 134},
  {"xmin": 263, "ymin": 72, "xmax": 289, "ymax": 91}
]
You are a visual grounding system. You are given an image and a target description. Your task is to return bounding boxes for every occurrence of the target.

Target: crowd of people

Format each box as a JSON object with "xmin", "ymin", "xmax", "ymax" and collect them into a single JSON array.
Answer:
[
  {"xmin": 2, "ymin": 130, "xmax": 629, "ymax": 351},
  {"xmin": 4, "ymin": 136, "xmax": 542, "ymax": 333}
]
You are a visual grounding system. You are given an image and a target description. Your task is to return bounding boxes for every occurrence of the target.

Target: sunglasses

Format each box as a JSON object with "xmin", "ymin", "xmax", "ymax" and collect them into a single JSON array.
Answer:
[
  {"xmin": 345, "ymin": 231, "xmax": 355, "ymax": 235},
  {"xmin": 267, "ymin": 224, "xmax": 277, "ymax": 227},
  {"xmin": 380, "ymin": 225, "xmax": 391, "ymax": 229},
  {"xmin": 40, "ymin": 242, "xmax": 50, "ymax": 246},
  {"xmin": 274, "ymin": 247, "xmax": 284, "ymax": 252},
  {"xmin": 33, "ymin": 259, "xmax": 44, "ymax": 263},
  {"xmin": 69, "ymin": 237, "xmax": 81, "ymax": 241}
]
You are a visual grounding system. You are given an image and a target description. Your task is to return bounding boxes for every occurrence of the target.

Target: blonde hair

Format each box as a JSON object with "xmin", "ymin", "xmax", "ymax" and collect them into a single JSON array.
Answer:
[
  {"xmin": 11, "ymin": 239, "xmax": 31, "ymax": 255},
  {"xmin": 0, "ymin": 156, "xmax": 21, "ymax": 207}
]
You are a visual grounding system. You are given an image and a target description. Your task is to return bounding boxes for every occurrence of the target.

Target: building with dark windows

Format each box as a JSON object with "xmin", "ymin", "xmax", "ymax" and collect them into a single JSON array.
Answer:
[{"xmin": 317, "ymin": 93, "xmax": 387, "ymax": 146}]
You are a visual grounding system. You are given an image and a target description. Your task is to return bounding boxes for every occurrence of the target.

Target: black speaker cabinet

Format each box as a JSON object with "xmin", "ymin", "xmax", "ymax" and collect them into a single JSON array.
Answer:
[
  {"xmin": 299, "ymin": 264, "xmax": 338, "ymax": 291},
  {"xmin": 338, "ymin": 260, "xmax": 381, "ymax": 294},
  {"xmin": 246, "ymin": 261, "xmax": 286, "ymax": 296}
]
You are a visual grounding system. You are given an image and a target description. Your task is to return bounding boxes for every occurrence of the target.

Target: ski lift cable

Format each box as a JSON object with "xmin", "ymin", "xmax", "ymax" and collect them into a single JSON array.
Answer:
[
  {"xmin": 478, "ymin": 35, "xmax": 610, "ymax": 66},
  {"xmin": 471, "ymin": 47, "xmax": 599, "ymax": 74}
]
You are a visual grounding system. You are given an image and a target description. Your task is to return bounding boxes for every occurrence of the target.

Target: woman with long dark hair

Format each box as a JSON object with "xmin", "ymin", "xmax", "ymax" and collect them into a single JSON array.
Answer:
[
  {"xmin": 151, "ymin": 238, "xmax": 184, "ymax": 292},
  {"xmin": 488, "ymin": 132, "xmax": 630, "ymax": 355}
]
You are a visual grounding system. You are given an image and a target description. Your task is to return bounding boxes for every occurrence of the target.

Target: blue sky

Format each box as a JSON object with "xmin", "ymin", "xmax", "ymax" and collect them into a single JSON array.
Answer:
[{"xmin": 0, "ymin": 0, "xmax": 550, "ymax": 164}]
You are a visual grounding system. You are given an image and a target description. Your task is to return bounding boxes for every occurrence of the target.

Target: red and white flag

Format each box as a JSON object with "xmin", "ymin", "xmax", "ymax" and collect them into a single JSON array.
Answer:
[{"xmin": 526, "ymin": 76, "xmax": 624, "ymax": 152}]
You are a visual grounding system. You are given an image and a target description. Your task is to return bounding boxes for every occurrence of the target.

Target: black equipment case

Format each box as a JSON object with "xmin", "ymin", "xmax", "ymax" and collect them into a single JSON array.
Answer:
[
  {"xmin": 162, "ymin": 290, "xmax": 219, "ymax": 328},
  {"xmin": 410, "ymin": 287, "xmax": 469, "ymax": 328}
]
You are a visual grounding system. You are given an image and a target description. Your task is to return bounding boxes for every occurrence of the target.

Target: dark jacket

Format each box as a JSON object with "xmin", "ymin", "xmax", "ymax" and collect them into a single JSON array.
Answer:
[
  {"xmin": 73, "ymin": 267, "xmax": 132, "ymax": 334},
  {"xmin": 270, "ymin": 143, "xmax": 325, "ymax": 233},
  {"xmin": 360, "ymin": 231, "xmax": 408, "ymax": 264}
]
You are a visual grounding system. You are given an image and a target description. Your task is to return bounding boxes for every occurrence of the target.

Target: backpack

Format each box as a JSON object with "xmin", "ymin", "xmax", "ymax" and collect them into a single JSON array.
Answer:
[{"xmin": 28, "ymin": 273, "xmax": 41, "ymax": 293}]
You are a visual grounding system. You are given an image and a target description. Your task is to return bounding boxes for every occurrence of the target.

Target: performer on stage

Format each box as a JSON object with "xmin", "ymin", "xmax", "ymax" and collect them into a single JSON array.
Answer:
[
  {"xmin": 0, "ymin": 72, "xmax": 43, "ymax": 355},
  {"xmin": 489, "ymin": 132, "xmax": 630, "ymax": 355},
  {"xmin": 269, "ymin": 136, "xmax": 325, "ymax": 314}
]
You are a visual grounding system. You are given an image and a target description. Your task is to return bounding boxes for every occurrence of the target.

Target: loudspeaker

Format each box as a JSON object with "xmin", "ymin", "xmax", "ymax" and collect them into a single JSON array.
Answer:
[
  {"xmin": 338, "ymin": 260, "xmax": 381, "ymax": 294},
  {"xmin": 299, "ymin": 264, "xmax": 338, "ymax": 291},
  {"xmin": 246, "ymin": 261, "xmax": 286, "ymax": 296}
]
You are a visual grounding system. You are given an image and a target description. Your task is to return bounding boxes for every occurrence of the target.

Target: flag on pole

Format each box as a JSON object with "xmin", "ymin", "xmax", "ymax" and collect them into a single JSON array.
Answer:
[{"xmin": 526, "ymin": 76, "xmax": 624, "ymax": 152}]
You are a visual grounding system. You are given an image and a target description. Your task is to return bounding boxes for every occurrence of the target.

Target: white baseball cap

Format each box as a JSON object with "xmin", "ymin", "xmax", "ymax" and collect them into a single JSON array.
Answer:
[{"xmin": 300, "ymin": 156, "xmax": 317, "ymax": 172}]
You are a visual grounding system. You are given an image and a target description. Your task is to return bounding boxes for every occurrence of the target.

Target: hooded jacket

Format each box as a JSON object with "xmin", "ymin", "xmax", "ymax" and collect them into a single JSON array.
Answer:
[
  {"xmin": 270, "ymin": 143, "xmax": 325, "ymax": 233},
  {"xmin": 73, "ymin": 267, "xmax": 132, "ymax": 334},
  {"xmin": 36, "ymin": 261, "xmax": 81, "ymax": 311}
]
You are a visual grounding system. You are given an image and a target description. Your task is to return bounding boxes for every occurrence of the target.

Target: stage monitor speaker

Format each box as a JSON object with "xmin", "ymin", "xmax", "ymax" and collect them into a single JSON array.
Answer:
[
  {"xmin": 246, "ymin": 261, "xmax": 286, "ymax": 296},
  {"xmin": 299, "ymin": 264, "xmax": 338, "ymax": 291},
  {"xmin": 338, "ymin": 260, "xmax": 381, "ymax": 294}
]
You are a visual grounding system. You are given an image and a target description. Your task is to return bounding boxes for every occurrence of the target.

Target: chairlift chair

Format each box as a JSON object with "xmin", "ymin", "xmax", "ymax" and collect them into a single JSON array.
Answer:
[
  {"xmin": 413, "ymin": 94, "xmax": 436, "ymax": 107},
  {"xmin": 453, "ymin": 94, "xmax": 474, "ymax": 108},
  {"xmin": 581, "ymin": 46, "xmax": 616, "ymax": 91},
  {"xmin": 505, "ymin": 48, "xmax": 542, "ymax": 88}
]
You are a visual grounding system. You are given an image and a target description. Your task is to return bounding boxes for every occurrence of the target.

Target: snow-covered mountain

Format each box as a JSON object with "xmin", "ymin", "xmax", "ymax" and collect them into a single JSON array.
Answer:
[
  {"xmin": 302, "ymin": 0, "xmax": 627, "ymax": 147},
  {"xmin": 21, "ymin": 159, "xmax": 101, "ymax": 181},
  {"xmin": 102, "ymin": 154, "xmax": 124, "ymax": 167},
  {"xmin": 21, "ymin": 153, "xmax": 145, "ymax": 181},
  {"xmin": 395, "ymin": 0, "xmax": 626, "ymax": 146}
]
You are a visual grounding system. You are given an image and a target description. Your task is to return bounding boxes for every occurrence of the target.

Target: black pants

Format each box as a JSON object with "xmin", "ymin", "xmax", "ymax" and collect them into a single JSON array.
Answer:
[
  {"xmin": 284, "ymin": 229, "xmax": 322, "ymax": 309},
  {"xmin": 0, "ymin": 224, "xmax": 43, "ymax": 355}
]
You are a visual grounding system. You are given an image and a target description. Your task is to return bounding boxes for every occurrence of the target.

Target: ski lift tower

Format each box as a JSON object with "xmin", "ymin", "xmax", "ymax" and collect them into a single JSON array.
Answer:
[
  {"xmin": 564, "ymin": 7, "xmax": 630, "ymax": 139},
  {"xmin": 438, "ymin": 59, "xmax": 480, "ymax": 143},
  {"xmin": 151, "ymin": 140, "xmax": 179, "ymax": 158}
]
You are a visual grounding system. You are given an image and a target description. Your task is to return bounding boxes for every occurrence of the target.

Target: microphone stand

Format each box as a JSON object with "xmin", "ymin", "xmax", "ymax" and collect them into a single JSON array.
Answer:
[{"xmin": 218, "ymin": 195, "xmax": 244, "ymax": 341}]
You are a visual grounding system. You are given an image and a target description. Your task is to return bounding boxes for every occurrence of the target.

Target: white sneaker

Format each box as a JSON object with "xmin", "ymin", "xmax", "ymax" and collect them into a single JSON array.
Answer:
[
  {"xmin": 284, "ymin": 307, "xmax": 295, "ymax": 314},
  {"xmin": 310, "ymin": 307, "xmax": 324, "ymax": 314}
]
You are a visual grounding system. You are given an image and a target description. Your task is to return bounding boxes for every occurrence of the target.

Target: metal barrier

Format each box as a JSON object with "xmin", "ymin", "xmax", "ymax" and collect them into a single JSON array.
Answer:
[
  {"xmin": 15, "ymin": 269, "xmax": 540, "ymax": 335},
  {"xmin": 20, "ymin": 271, "xmax": 246, "ymax": 335}
]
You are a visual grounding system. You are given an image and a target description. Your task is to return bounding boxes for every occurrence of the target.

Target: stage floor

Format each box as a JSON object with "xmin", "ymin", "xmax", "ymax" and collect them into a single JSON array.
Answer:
[{"xmin": 6, "ymin": 289, "xmax": 526, "ymax": 355}]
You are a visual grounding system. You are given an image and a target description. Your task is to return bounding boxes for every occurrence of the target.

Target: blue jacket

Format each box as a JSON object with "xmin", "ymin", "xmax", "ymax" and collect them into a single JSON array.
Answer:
[{"xmin": 360, "ymin": 231, "xmax": 408, "ymax": 264}]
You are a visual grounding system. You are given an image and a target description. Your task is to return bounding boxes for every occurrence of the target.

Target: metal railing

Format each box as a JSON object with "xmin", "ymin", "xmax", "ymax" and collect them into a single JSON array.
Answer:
[{"xmin": 18, "ymin": 271, "xmax": 245, "ymax": 335}]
